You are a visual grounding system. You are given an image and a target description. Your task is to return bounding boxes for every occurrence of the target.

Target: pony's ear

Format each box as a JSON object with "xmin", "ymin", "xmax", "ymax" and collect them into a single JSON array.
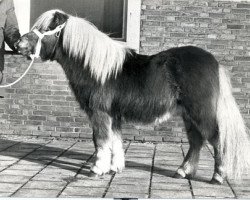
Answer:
[
  {"xmin": 49, "ymin": 11, "xmax": 68, "ymax": 30},
  {"xmin": 53, "ymin": 11, "xmax": 68, "ymax": 25}
]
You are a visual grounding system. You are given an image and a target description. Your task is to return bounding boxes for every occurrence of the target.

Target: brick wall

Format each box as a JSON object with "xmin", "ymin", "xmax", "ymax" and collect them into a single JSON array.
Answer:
[
  {"xmin": 0, "ymin": 56, "xmax": 93, "ymax": 140},
  {"xmin": 140, "ymin": 0, "xmax": 250, "ymax": 138},
  {"xmin": 0, "ymin": 0, "xmax": 250, "ymax": 142}
]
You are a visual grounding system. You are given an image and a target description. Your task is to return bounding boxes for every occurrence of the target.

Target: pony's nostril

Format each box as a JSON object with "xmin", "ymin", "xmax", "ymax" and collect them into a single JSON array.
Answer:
[{"xmin": 14, "ymin": 41, "xmax": 19, "ymax": 49}]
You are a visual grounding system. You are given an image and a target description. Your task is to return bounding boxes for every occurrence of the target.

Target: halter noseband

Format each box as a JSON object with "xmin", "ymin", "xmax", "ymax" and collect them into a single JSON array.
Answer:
[{"xmin": 31, "ymin": 23, "xmax": 66, "ymax": 59}]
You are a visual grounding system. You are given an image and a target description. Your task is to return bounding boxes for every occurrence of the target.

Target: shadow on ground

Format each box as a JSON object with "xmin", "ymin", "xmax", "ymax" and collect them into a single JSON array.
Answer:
[{"xmin": 0, "ymin": 138, "xmax": 210, "ymax": 183}]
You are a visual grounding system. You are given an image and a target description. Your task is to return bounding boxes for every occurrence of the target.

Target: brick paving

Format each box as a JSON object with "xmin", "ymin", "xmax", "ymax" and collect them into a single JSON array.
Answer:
[{"xmin": 0, "ymin": 136, "xmax": 248, "ymax": 198}]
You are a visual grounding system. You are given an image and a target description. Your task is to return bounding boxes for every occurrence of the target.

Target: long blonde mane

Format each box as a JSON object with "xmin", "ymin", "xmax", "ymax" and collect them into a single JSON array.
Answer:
[
  {"xmin": 32, "ymin": 10, "xmax": 130, "ymax": 84},
  {"xmin": 32, "ymin": 9, "xmax": 64, "ymax": 30}
]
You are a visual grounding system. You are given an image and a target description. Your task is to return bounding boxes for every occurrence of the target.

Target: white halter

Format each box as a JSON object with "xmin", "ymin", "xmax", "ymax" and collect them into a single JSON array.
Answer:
[{"xmin": 31, "ymin": 23, "xmax": 66, "ymax": 59}]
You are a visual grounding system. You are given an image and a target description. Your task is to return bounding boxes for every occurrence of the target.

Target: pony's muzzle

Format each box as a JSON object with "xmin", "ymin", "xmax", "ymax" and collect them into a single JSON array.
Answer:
[
  {"xmin": 15, "ymin": 38, "xmax": 27, "ymax": 51},
  {"xmin": 15, "ymin": 37, "xmax": 32, "ymax": 56}
]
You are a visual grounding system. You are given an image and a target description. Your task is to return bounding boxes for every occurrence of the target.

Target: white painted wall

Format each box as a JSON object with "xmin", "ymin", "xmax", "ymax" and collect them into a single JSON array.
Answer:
[
  {"xmin": 126, "ymin": 0, "xmax": 141, "ymax": 52},
  {"xmin": 13, "ymin": 0, "xmax": 30, "ymax": 34}
]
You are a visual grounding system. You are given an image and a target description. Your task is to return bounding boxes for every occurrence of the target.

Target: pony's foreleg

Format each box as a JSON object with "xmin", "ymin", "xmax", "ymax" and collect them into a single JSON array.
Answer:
[
  {"xmin": 90, "ymin": 111, "xmax": 113, "ymax": 175},
  {"xmin": 110, "ymin": 118, "xmax": 125, "ymax": 173},
  {"xmin": 174, "ymin": 117, "xmax": 203, "ymax": 179}
]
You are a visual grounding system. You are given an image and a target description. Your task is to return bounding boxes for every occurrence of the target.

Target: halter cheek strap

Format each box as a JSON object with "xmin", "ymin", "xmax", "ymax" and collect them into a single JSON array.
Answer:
[
  {"xmin": 31, "ymin": 23, "xmax": 66, "ymax": 59},
  {"xmin": 31, "ymin": 29, "xmax": 44, "ymax": 59}
]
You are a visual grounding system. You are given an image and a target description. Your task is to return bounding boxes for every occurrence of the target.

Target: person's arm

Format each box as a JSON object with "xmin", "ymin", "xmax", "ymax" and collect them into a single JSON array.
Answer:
[{"xmin": 4, "ymin": 0, "xmax": 20, "ymax": 51}]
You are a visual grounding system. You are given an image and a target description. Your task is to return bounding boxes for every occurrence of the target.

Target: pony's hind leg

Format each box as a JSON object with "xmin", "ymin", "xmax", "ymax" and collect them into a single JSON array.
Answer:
[
  {"xmin": 209, "ymin": 132, "xmax": 225, "ymax": 184},
  {"xmin": 174, "ymin": 114, "xmax": 203, "ymax": 179},
  {"xmin": 89, "ymin": 111, "xmax": 113, "ymax": 176}
]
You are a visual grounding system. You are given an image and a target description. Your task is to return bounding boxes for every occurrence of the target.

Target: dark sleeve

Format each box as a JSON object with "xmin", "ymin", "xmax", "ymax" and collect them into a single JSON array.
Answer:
[{"xmin": 4, "ymin": 0, "xmax": 20, "ymax": 51}]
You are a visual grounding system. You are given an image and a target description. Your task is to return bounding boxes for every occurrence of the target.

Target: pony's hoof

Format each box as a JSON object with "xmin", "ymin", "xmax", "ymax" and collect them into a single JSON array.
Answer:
[
  {"xmin": 88, "ymin": 170, "xmax": 107, "ymax": 178},
  {"xmin": 90, "ymin": 165, "xmax": 110, "ymax": 176},
  {"xmin": 210, "ymin": 173, "xmax": 224, "ymax": 185},
  {"xmin": 109, "ymin": 170, "xmax": 116, "ymax": 175},
  {"xmin": 110, "ymin": 156, "xmax": 125, "ymax": 174},
  {"xmin": 173, "ymin": 168, "xmax": 186, "ymax": 179},
  {"xmin": 173, "ymin": 172, "xmax": 185, "ymax": 179},
  {"xmin": 110, "ymin": 164, "xmax": 124, "ymax": 174},
  {"xmin": 88, "ymin": 171, "xmax": 99, "ymax": 178},
  {"xmin": 185, "ymin": 174, "xmax": 194, "ymax": 179},
  {"xmin": 210, "ymin": 177, "xmax": 223, "ymax": 185}
]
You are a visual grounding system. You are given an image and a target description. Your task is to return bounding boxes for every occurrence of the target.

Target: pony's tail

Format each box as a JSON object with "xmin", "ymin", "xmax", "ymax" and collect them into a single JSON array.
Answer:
[{"xmin": 217, "ymin": 66, "xmax": 250, "ymax": 180}]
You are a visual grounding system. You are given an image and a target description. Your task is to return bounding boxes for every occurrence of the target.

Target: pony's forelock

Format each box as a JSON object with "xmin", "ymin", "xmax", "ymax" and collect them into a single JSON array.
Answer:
[
  {"xmin": 63, "ymin": 16, "xmax": 130, "ymax": 84},
  {"xmin": 31, "ymin": 9, "xmax": 65, "ymax": 31}
]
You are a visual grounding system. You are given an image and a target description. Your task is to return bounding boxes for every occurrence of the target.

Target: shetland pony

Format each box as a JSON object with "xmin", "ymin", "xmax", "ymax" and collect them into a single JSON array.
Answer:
[{"xmin": 16, "ymin": 10, "xmax": 250, "ymax": 184}]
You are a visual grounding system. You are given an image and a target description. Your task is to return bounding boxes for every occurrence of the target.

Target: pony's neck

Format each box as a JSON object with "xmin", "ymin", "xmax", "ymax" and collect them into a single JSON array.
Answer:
[
  {"xmin": 62, "ymin": 16, "xmax": 129, "ymax": 84},
  {"xmin": 54, "ymin": 47, "xmax": 98, "ymax": 85}
]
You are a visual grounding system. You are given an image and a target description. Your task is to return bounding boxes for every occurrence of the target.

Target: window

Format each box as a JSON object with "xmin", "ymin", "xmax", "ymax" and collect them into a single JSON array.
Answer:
[{"xmin": 30, "ymin": 0, "xmax": 127, "ymax": 41}]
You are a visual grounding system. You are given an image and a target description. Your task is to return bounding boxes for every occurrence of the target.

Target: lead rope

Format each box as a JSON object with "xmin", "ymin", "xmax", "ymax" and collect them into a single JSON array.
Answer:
[
  {"xmin": 0, "ymin": 56, "xmax": 35, "ymax": 88},
  {"xmin": 0, "ymin": 23, "xmax": 66, "ymax": 88}
]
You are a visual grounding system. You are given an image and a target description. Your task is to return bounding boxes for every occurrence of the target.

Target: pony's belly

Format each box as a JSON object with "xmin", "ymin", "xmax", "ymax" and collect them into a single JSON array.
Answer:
[
  {"xmin": 121, "ymin": 106, "xmax": 172, "ymax": 124},
  {"xmin": 154, "ymin": 112, "xmax": 171, "ymax": 125},
  {"xmin": 123, "ymin": 112, "xmax": 172, "ymax": 128}
]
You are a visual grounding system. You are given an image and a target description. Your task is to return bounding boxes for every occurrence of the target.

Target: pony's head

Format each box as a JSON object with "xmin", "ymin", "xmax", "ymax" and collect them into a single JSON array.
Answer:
[{"xmin": 16, "ymin": 10, "xmax": 68, "ymax": 60}]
